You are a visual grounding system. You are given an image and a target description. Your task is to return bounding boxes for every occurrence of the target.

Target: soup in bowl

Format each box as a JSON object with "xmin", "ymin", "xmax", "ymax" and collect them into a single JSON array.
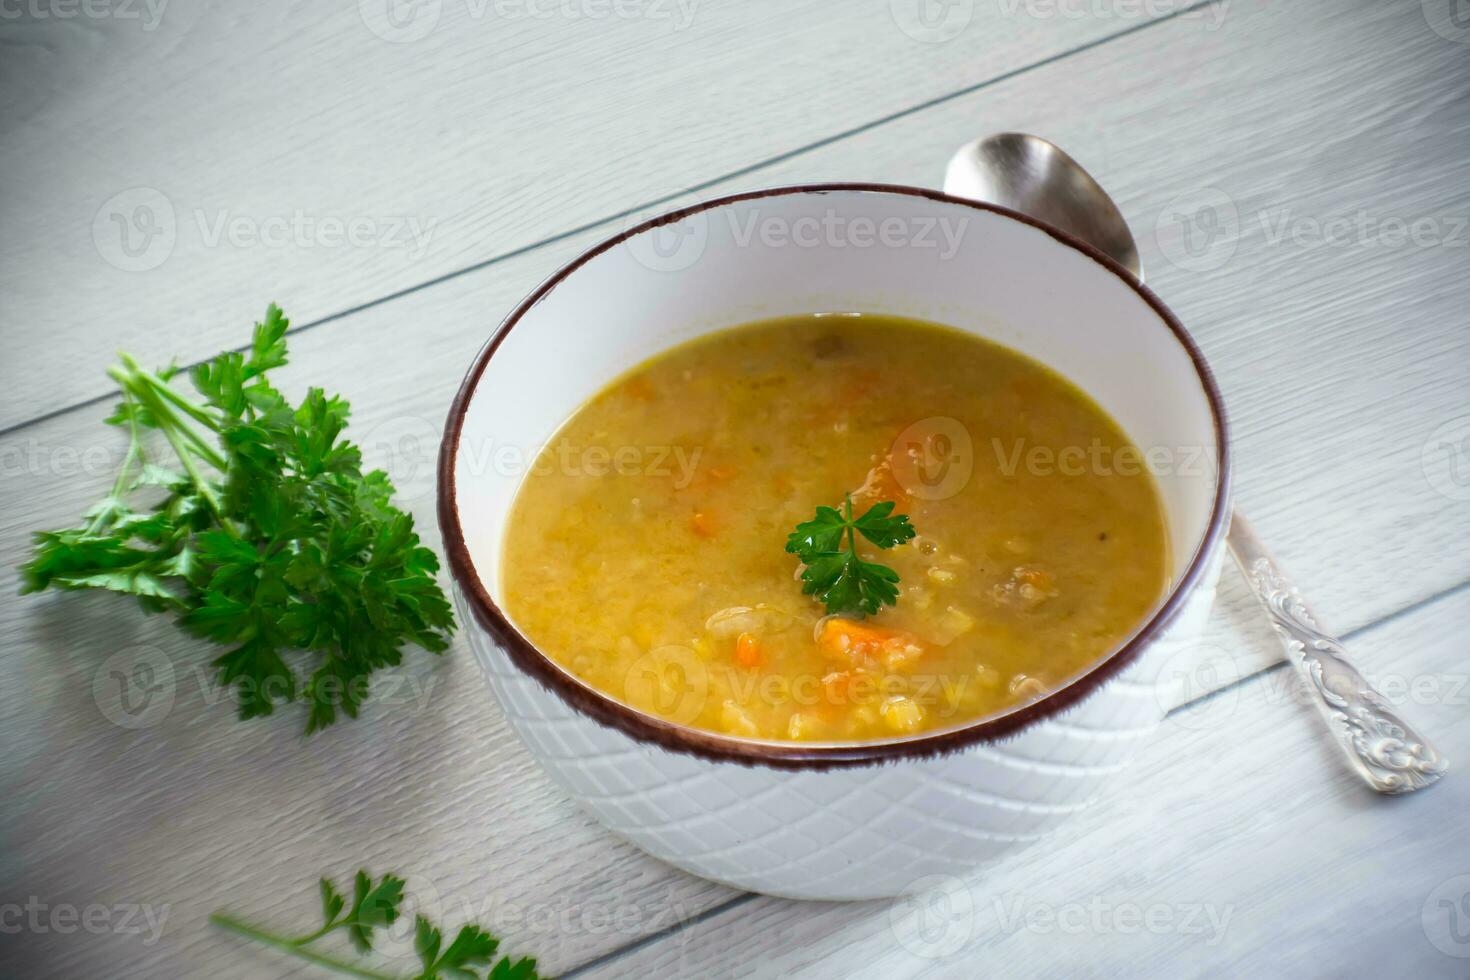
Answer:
[
  {"xmin": 440, "ymin": 185, "xmax": 1229, "ymax": 899},
  {"xmin": 501, "ymin": 313, "xmax": 1170, "ymax": 742}
]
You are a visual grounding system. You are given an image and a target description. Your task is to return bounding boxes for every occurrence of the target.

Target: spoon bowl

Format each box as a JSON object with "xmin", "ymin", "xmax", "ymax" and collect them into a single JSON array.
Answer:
[{"xmin": 945, "ymin": 133, "xmax": 1142, "ymax": 280}]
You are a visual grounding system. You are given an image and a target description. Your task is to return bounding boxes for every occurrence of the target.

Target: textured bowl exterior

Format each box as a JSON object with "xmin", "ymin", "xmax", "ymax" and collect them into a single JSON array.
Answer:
[{"xmin": 460, "ymin": 554, "xmax": 1221, "ymax": 901}]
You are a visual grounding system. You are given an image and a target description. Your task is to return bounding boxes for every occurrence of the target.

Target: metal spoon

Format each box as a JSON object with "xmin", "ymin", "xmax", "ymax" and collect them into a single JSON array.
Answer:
[{"xmin": 944, "ymin": 133, "xmax": 1446, "ymax": 794}]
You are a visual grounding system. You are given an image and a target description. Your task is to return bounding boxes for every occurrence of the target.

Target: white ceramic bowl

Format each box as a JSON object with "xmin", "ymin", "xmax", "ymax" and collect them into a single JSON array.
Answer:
[{"xmin": 438, "ymin": 184, "xmax": 1230, "ymax": 901}]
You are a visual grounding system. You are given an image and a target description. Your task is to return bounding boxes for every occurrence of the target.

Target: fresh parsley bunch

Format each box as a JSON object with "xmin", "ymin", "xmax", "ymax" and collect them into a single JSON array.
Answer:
[
  {"xmin": 785, "ymin": 495, "xmax": 917, "ymax": 615},
  {"xmin": 20, "ymin": 305, "xmax": 456, "ymax": 732}
]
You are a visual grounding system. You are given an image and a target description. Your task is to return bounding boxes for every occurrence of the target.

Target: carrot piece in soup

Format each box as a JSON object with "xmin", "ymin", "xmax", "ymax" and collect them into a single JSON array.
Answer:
[
  {"xmin": 691, "ymin": 511, "xmax": 716, "ymax": 538},
  {"xmin": 734, "ymin": 631, "xmax": 763, "ymax": 668},
  {"xmin": 818, "ymin": 618, "xmax": 922, "ymax": 662},
  {"xmin": 852, "ymin": 455, "xmax": 912, "ymax": 508},
  {"xmin": 1015, "ymin": 566, "xmax": 1054, "ymax": 590}
]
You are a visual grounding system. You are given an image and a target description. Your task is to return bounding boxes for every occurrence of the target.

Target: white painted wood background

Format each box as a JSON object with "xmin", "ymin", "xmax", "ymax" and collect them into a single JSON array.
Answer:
[{"xmin": 2, "ymin": 0, "xmax": 1468, "ymax": 976}]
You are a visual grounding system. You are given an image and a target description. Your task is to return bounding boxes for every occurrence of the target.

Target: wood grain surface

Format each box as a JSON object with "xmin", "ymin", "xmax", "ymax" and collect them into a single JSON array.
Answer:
[{"xmin": 0, "ymin": 0, "xmax": 1180, "ymax": 429}]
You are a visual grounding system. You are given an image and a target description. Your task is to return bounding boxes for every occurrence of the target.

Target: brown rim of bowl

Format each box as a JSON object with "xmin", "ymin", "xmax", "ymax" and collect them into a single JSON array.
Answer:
[{"xmin": 437, "ymin": 182, "xmax": 1232, "ymax": 771}]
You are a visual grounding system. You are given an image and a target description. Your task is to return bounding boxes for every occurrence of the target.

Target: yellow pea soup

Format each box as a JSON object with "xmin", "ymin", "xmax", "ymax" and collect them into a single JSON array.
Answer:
[{"xmin": 501, "ymin": 314, "xmax": 1169, "ymax": 742}]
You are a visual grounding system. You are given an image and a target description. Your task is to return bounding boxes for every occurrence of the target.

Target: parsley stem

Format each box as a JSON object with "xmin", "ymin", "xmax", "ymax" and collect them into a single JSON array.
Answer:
[
  {"xmin": 107, "ymin": 364, "xmax": 228, "ymax": 471},
  {"xmin": 209, "ymin": 913, "xmax": 396, "ymax": 980},
  {"xmin": 137, "ymin": 367, "xmax": 221, "ymax": 432},
  {"xmin": 293, "ymin": 918, "xmax": 345, "ymax": 945},
  {"xmin": 155, "ymin": 409, "xmax": 233, "ymax": 529},
  {"xmin": 153, "ymin": 402, "xmax": 225, "ymax": 469},
  {"xmin": 108, "ymin": 363, "xmax": 239, "ymax": 536},
  {"xmin": 87, "ymin": 391, "xmax": 145, "ymax": 536},
  {"xmin": 843, "ymin": 493, "xmax": 857, "ymax": 559}
]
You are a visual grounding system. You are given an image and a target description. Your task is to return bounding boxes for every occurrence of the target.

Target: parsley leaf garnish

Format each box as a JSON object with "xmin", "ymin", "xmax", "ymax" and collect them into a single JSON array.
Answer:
[
  {"xmin": 211, "ymin": 869, "xmax": 540, "ymax": 979},
  {"xmin": 19, "ymin": 305, "xmax": 456, "ymax": 733},
  {"xmin": 785, "ymin": 495, "xmax": 916, "ymax": 616}
]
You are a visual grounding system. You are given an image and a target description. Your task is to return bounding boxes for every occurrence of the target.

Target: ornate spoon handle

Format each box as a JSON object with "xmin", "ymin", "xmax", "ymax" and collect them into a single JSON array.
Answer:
[{"xmin": 1227, "ymin": 512, "xmax": 1447, "ymax": 794}]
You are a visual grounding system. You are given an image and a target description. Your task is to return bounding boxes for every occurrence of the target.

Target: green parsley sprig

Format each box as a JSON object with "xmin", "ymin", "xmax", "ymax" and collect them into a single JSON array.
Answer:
[
  {"xmin": 785, "ymin": 495, "xmax": 917, "ymax": 616},
  {"xmin": 209, "ymin": 869, "xmax": 539, "ymax": 980},
  {"xmin": 19, "ymin": 305, "xmax": 456, "ymax": 732}
]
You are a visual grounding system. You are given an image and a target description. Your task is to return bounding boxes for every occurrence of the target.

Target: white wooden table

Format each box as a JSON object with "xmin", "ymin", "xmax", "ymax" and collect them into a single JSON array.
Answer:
[{"xmin": 4, "ymin": 1, "xmax": 1469, "ymax": 976}]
